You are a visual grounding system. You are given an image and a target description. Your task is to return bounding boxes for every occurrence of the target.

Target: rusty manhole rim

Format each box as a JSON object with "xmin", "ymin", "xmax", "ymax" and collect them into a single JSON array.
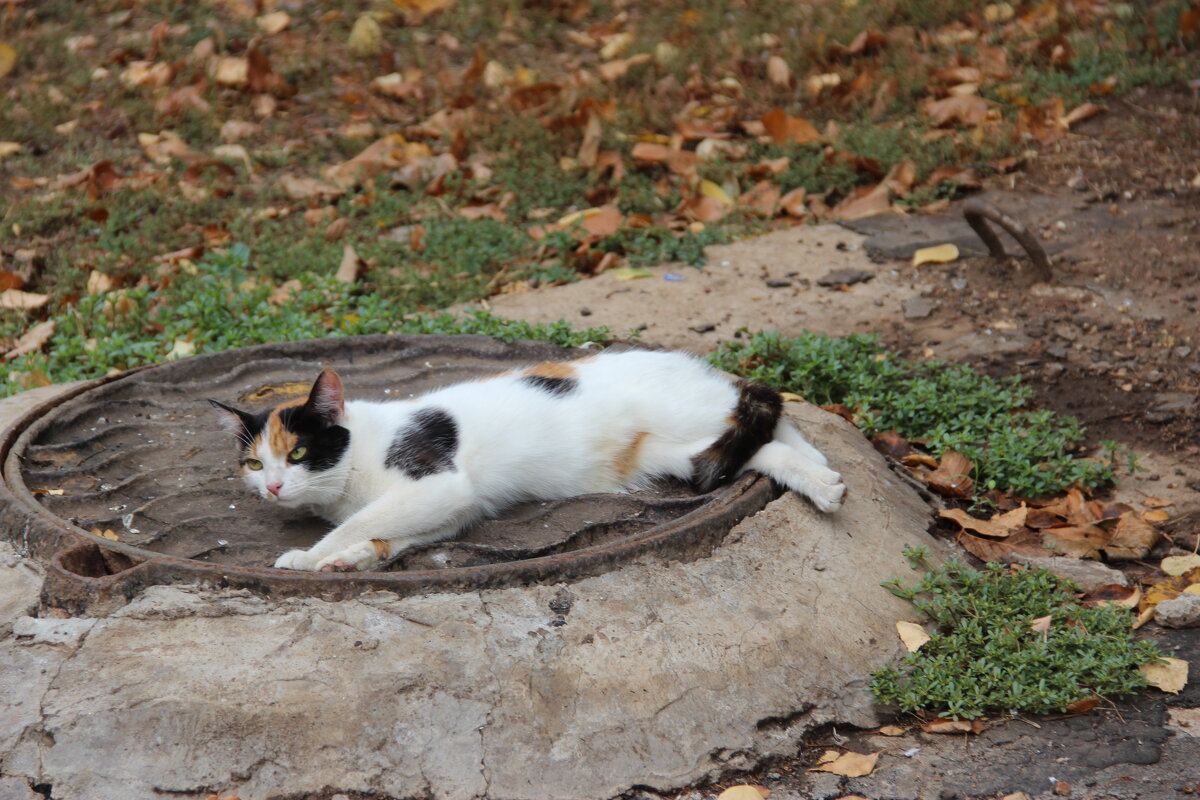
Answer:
[{"xmin": 1, "ymin": 335, "xmax": 777, "ymax": 609}]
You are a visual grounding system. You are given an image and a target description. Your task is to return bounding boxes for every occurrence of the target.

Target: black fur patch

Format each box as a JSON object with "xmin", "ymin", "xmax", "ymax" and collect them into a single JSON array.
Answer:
[
  {"xmin": 520, "ymin": 375, "xmax": 578, "ymax": 397},
  {"xmin": 278, "ymin": 405, "xmax": 351, "ymax": 472},
  {"xmin": 690, "ymin": 381, "xmax": 782, "ymax": 492},
  {"xmin": 209, "ymin": 399, "xmax": 266, "ymax": 449},
  {"xmin": 386, "ymin": 407, "xmax": 459, "ymax": 479}
]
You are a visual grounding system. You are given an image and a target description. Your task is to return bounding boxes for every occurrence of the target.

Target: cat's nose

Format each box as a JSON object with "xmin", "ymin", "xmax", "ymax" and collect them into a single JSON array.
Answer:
[{"xmin": 267, "ymin": 482, "xmax": 282, "ymax": 497}]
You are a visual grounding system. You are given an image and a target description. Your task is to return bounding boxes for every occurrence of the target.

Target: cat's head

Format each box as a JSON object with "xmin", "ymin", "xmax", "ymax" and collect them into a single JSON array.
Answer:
[{"xmin": 209, "ymin": 368, "xmax": 351, "ymax": 508}]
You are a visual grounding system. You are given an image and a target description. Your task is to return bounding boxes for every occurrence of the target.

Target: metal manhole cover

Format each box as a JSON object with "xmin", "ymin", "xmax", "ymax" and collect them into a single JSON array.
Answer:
[{"xmin": 0, "ymin": 335, "xmax": 776, "ymax": 613}]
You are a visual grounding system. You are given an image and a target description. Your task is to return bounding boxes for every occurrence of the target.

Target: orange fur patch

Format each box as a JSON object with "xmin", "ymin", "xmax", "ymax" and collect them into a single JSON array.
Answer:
[
  {"xmin": 525, "ymin": 361, "xmax": 578, "ymax": 380},
  {"xmin": 265, "ymin": 398, "xmax": 304, "ymax": 456},
  {"xmin": 613, "ymin": 431, "xmax": 649, "ymax": 482},
  {"xmin": 370, "ymin": 539, "xmax": 391, "ymax": 560}
]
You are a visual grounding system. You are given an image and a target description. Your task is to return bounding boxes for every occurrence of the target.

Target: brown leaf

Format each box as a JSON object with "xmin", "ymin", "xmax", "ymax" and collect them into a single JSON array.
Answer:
[
  {"xmin": 1140, "ymin": 657, "xmax": 1189, "ymax": 694},
  {"xmin": 810, "ymin": 750, "xmax": 878, "ymax": 777},
  {"xmin": 0, "ymin": 42, "xmax": 16, "ymax": 79},
  {"xmin": 1080, "ymin": 584, "xmax": 1142, "ymax": 609},
  {"xmin": 336, "ymin": 243, "xmax": 364, "ymax": 283},
  {"xmin": 955, "ymin": 527, "xmax": 1049, "ymax": 563},
  {"xmin": 598, "ymin": 53, "xmax": 652, "ymax": 82},
  {"xmin": 86, "ymin": 270, "xmax": 114, "ymax": 294},
  {"xmin": 156, "ymin": 84, "xmax": 211, "ymax": 116},
  {"xmin": 1041, "ymin": 524, "xmax": 1107, "ymax": 559},
  {"xmin": 1029, "ymin": 614, "xmax": 1052, "ymax": 641},
  {"xmin": 1063, "ymin": 102, "xmax": 1106, "ymax": 127},
  {"xmin": 1065, "ymin": 696, "xmax": 1100, "ymax": 714},
  {"xmin": 924, "ymin": 95, "xmax": 991, "ymax": 127},
  {"xmin": 323, "ymin": 134, "xmax": 413, "ymax": 189},
  {"xmin": 831, "ymin": 183, "xmax": 891, "ymax": 221},
  {"xmin": 4, "ymin": 320, "xmax": 55, "ymax": 361},
  {"xmin": 1104, "ymin": 512, "xmax": 1159, "ymax": 561},
  {"xmin": 872, "ymin": 432, "xmax": 913, "ymax": 460},
  {"xmin": 1018, "ymin": 98, "xmax": 1068, "ymax": 144},
  {"xmin": 278, "ymin": 174, "xmax": 345, "ymax": 201},
  {"xmin": 0, "ymin": 290, "xmax": 50, "ymax": 311},
  {"xmin": 923, "ymin": 165, "xmax": 981, "ymax": 189},
  {"xmin": 940, "ymin": 508, "xmax": 1014, "ymax": 539},
  {"xmin": 761, "ymin": 108, "xmax": 821, "ymax": 146},
  {"xmin": 779, "ymin": 187, "xmax": 808, "ymax": 218},
  {"xmin": 677, "ymin": 196, "xmax": 728, "ymax": 224},
  {"xmin": 739, "ymin": 180, "xmax": 781, "ymax": 217},
  {"xmin": 766, "ymin": 55, "xmax": 791, "ymax": 87},
  {"xmin": 924, "ymin": 451, "xmax": 975, "ymax": 498},
  {"xmin": 1142, "ymin": 497, "xmax": 1173, "ymax": 509},
  {"xmin": 883, "ymin": 160, "xmax": 917, "ymax": 197},
  {"xmin": 921, "ymin": 718, "xmax": 985, "ymax": 734}
]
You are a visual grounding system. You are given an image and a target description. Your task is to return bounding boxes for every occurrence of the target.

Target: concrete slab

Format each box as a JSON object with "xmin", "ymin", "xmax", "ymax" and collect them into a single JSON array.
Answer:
[{"xmin": 0, "ymin": 403, "xmax": 945, "ymax": 800}]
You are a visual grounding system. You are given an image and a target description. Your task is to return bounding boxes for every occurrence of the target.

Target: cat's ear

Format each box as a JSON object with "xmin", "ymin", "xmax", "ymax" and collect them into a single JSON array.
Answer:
[
  {"xmin": 209, "ymin": 399, "xmax": 258, "ymax": 446},
  {"xmin": 304, "ymin": 368, "xmax": 344, "ymax": 425}
]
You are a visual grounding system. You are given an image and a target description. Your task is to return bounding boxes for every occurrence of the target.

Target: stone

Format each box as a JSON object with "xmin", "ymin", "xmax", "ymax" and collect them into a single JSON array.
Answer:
[
  {"xmin": 0, "ymin": 543, "xmax": 42, "ymax": 638},
  {"xmin": 1153, "ymin": 593, "xmax": 1200, "ymax": 629},
  {"xmin": 817, "ymin": 268, "xmax": 874, "ymax": 287},
  {"xmin": 0, "ymin": 777, "xmax": 39, "ymax": 800},
  {"xmin": 902, "ymin": 296, "xmax": 938, "ymax": 319},
  {"xmin": 1152, "ymin": 392, "xmax": 1197, "ymax": 413},
  {"xmin": 1010, "ymin": 556, "xmax": 1129, "ymax": 592},
  {"xmin": 0, "ymin": 404, "xmax": 946, "ymax": 800}
]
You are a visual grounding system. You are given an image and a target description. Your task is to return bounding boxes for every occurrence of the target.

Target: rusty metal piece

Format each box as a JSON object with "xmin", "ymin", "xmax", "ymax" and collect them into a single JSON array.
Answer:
[
  {"xmin": 1, "ymin": 335, "xmax": 778, "ymax": 614},
  {"xmin": 962, "ymin": 197, "xmax": 1053, "ymax": 282}
]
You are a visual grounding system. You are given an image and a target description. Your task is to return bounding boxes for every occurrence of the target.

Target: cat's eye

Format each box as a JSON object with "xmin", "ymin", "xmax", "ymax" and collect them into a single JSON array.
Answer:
[
  {"xmin": 244, "ymin": 459, "xmax": 263, "ymax": 471},
  {"xmin": 288, "ymin": 446, "xmax": 308, "ymax": 462}
]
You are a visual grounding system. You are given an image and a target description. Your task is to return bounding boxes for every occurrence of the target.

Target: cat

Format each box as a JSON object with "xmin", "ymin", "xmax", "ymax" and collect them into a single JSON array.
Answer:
[{"xmin": 210, "ymin": 349, "xmax": 845, "ymax": 572}]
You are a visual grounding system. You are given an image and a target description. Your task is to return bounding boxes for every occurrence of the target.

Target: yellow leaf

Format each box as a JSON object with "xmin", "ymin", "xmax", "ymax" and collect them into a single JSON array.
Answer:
[
  {"xmin": 814, "ymin": 749, "xmax": 840, "ymax": 765},
  {"xmin": 779, "ymin": 392, "xmax": 805, "ymax": 403},
  {"xmin": 612, "ymin": 267, "xmax": 653, "ymax": 281},
  {"xmin": 912, "ymin": 243, "xmax": 960, "ymax": 266},
  {"xmin": 1162, "ymin": 554, "xmax": 1200, "ymax": 576},
  {"xmin": 1141, "ymin": 657, "xmax": 1188, "ymax": 694},
  {"xmin": 348, "ymin": 14, "xmax": 384, "ymax": 57},
  {"xmin": 167, "ymin": 339, "xmax": 196, "ymax": 360},
  {"xmin": 0, "ymin": 42, "xmax": 16, "ymax": 79},
  {"xmin": 556, "ymin": 207, "xmax": 605, "ymax": 227},
  {"xmin": 213, "ymin": 56, "xmax": 249, "ymax": 87},
  {"xmin": 716, "ymin": 787, "xmax": 766, "ymax": 800},
  {"xmin": 0, "ymin": 141, "xmax": 21, "ymax": 159},
  {"xmin": 896, "ymin": 621, "xmax": 931, "ymax": 652},
  {"xmin": 1143, "ymin": 509, "xmax": 1170, "ymax": 523},
  {"xmin": 257, "ymin": 11, "xmax": 292, "ymax": 35},
  {"xmin": 700, "ymin": 179, "xmax": 734, "ymax": 206},
  {"xmin": 1185, "ymin": 584, "xmax": 1200, "ymax": 596},
  {"xmin": 810, "ymin": 750, "xmax": 878, "ymax": 777},
  {"xmin": 877, "ymin": 724, "xmax": 908, "ymax": 736}
]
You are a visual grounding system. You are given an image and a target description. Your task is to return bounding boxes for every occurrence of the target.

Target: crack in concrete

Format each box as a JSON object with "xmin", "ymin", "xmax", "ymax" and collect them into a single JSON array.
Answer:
[
  {"xmin": 475, "ymin": 591, "xmax": 500, "ymax": 797},
  {"xmin": 23, "ymin": 618, "xmax": 97, "ymax": 785}
]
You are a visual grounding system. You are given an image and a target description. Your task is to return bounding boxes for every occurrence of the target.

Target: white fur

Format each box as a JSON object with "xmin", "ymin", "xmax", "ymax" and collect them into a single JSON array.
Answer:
[{"xmin": 257, "ymin": 351, "xmax": 844, "ymax": 572}]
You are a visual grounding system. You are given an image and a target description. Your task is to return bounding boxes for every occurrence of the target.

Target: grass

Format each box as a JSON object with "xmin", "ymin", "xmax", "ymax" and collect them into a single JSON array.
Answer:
[
  {"xmin": 0, "ymin": 244, "xmax": 614, "ymax": 392},
  {"xmin": 871, "ymin": 550, "xmax": 1162, "ymax": 720},
  {"xmin": 708, "ymin": 330, "xmax": 1128, "ymax": 498}
]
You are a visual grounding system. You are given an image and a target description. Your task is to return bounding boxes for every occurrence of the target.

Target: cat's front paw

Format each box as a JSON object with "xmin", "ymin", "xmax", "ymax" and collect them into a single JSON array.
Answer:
[
  {"xmin": 274, "ymin": 548, "xmax": 322, "ymax": 571},
  {"xmin": 313, "ymin": 541, "xmax": 385, "ymax": 573}
]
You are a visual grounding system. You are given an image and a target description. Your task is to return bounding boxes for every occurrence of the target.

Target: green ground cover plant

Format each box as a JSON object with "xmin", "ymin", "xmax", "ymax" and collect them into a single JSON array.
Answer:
[
  {"xmin": 708, "ymin": 330, "xmax": 1126, "ymax": 498},
  {"xmin": 0, "ymin": 245, "xmax": 612, "ymax": 392},
  {"xmin": 871, "ymin": 549, "xmax": 1162, "ymax": 720}
]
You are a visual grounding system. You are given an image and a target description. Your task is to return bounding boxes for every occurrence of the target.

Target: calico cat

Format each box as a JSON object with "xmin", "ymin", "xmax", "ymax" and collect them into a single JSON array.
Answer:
[{"xmin": 210, "ymin": 350, "xmax": 845, "ymax": 572}]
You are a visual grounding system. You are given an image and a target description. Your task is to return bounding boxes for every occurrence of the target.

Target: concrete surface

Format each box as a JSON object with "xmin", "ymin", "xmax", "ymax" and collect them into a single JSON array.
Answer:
[{"xmin": 0, "ymin": 399, "xmax": 945, "ymax": 800}]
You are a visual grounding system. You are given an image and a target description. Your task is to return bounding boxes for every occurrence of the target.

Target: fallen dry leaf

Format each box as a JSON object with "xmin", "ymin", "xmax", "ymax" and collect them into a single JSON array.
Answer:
[
  {"xmin": 939, "ymin": 508, "xmax": 1014, "ymax": 539},
  {"xmin": 0, "ymin": 290, "xmax": 50, "ymax": 311},
  {"xmin": 0, "ymin": 141, "xmax": 21, "ymax": 159},
  {"xmin": 4, "ymin": 320, "xmax": 55, "ymax": 362},
  {"xmin": 213, "ymin": 56, "xmax": 249, "ymax": 87},
  {"xmin": 1079, "ymin": 584, "xmax": 1141, "ymax": 609},
  {"xmin": 924, "ymin": 451, "xmax": 975, "ymax": 498},
  {"xmin": 278, "ymin": 174, "xmax": 346, "ymax": 201},
  {"xmin": 1162, "ymin": 554, "xmax": 1200, "ymax": 576},
  {"xmin": 1142, "ymin": 497, "xmax": 1173, "ymax": 508},
  {"xmin": 716, "ymin": 786, "xmax": 766, "ymax": 800},
  {"xmin": 955, "ymin": 528, "xmax": 1048, "ymax": 563},
  {"xmin": 323, "ymin": 134, "xmax": 414, "ymax": 188},
  {"xmin": 1030, "ymin": 614, "xmax": 1052, "ymax": 641},
  {"xmin": 0, "ymin": 42, "xmax": 16, "ymax": 79},
  {"xmin": 912, "ymin": 243, "xmax": 960, "ymax": 266},
  {"xmin": 257, "ymin": 11, "xmax": 291, "ymax": 35},
  {"xmin": 336, "ymin": 243, "xmax": 364, "ymax": 284},
  {"xmin": 1141, "ymin": 568, "xmax": 1200, "ymax": 612},
  {"xmin": 766, "ymin": 56, "xmax": 791, "ymax": 87},
  {"xmin": 761, "ymin": 108, "xmax": 821, "ymax": 146},
  {"xmin": 877, "ymin": 724, "xmax": 908, "ymax": 736},
  {"xmin": 1065, "ymin": 696, "xmax": 1100, "ymax": 714},
  {"xmin": 1104, "ymin": 512, "xmax": 1158, "ymax": 561},
  {"xmin": 831, "ymin": 183, "xmax": 891, "ymax": 221},
  {"xmin": 924, "ymin": 94, "xmax": 991, "ymax": 127},
  {"xmin": 921, "ymin": 718, "xmax": 985, "ymax": 734},
  {"xmin": 348, "ymin": 14, "xmax": 384, "ymax": 57},
  {"xmin": 896, "ymin": 620, "xmax": 931, "ymax": 652},
  {"xmin": 1141, "ymin": 657, "xmax": 1189, "ymax": 694},
  {"xmin": 87, "ymin": 270, "xmax": 114, "ymax": 295},
  {"xmin": 1143, "ymin": 509, "xmax": 1170, "ymax": 523},
  {"xmin": 810, "ymin": 750, "xmax": 878, "ymax": 777},
  {"xmin": 612, "ymin": 267, "xmax": 653, "ymax": 281}
]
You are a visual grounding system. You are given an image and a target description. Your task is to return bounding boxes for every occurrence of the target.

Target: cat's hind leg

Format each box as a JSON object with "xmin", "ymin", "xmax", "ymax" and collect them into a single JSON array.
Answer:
[
  {"xmin": 743, "ymin": 440, "xmax": 845, "ymax": 512},
  {"xmin": 772, "ymin": 419, "xmax": 830, "ymax": 467}
]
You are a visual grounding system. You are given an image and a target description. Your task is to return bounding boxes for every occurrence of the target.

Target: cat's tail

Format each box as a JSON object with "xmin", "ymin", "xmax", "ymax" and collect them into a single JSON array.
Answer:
[{"xmin": 690, "ymin": 380, "xmax": 782, "ymax": 492}]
